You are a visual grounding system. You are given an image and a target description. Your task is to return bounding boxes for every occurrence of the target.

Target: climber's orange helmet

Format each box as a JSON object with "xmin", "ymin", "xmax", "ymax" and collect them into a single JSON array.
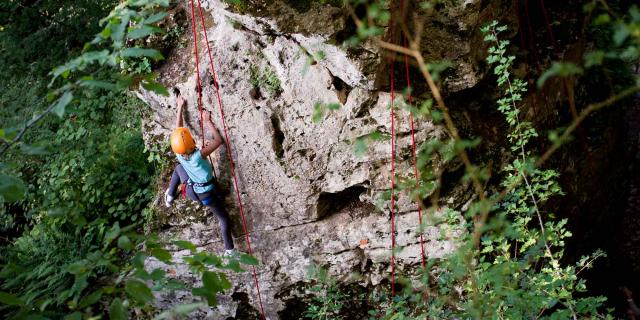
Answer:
[{"xmin": 170, "ymin": 127, "xmax": 196, "ymax": 154}]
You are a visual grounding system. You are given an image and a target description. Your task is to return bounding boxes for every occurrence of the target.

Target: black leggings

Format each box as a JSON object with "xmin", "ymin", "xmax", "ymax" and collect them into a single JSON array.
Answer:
[{"xmin": 168, "ymin": 164, "xmax": 234, "ymax": 250}]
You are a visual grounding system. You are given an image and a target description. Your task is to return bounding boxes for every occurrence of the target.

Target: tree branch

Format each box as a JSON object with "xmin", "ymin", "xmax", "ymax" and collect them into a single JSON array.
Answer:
[{"xmin": 0, "ymin": 99, "xmax": 59, "ymax": 157}]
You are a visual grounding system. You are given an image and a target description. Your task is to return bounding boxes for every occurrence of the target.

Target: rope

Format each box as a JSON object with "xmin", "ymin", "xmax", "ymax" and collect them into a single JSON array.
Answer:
[
  {"xmin": 399, "ymin": 0, "xmax": 428, "ymax": 306},
  {"xmin": 538, "ymin": 0, "xmax": 556, "ymax": 48},
  {"xmin": 188, "ymin": 1, "xmax": 267, "ymax": 318},
  {"xmin": 187, "ymin": 2, "xmax": 205, "ymax": 147},
  {"xmin": 523, "ymin": 0, "xmax": 541, "ymax": 72},
  {"xmin": 387, "ymin": 12, "xmax": 397, "ymax": 299}
]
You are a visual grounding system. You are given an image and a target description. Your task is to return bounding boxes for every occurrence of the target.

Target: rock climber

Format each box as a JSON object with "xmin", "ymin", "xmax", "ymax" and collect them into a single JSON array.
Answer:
[{"xmin": 164, "ymin": 94, "xmax": 236, "ymax": 256}]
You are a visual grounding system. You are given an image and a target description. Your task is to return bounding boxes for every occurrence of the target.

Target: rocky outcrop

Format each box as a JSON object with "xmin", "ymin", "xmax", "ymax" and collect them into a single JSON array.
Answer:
[{"xmin": 138, "ymin": 0, "xmax": 498, "ymax": 318}]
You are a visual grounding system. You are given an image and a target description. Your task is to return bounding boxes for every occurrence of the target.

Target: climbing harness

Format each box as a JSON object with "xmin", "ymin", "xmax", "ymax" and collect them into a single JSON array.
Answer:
[
  {"xmin": 187, "ymin": 0, "xmax": 267, "ymax": 318},
  {"xmin": 180, "ymin": 178, "xmax": 216, "ymax": 200},
  {"xmin": 181, "ymin": 179, "xmax": 216, "ymax": 206},
  {"xmin": 187, "ymin": 178, "xmax": 215, "ymax": 188}
]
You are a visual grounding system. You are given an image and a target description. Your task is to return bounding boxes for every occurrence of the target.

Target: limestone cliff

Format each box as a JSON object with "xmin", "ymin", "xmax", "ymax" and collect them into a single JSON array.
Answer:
[{"xmin": 137, "ymin": 0, "xmax": 514, "ymax": 318}]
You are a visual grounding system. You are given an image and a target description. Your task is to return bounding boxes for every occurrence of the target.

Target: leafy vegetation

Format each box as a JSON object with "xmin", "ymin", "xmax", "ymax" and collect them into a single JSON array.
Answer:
[
  {"xmin": 250, "ymin": 64, "xmax": 282, "ymax": 97},
  {"xmin": 304, "ymin": 265, "xmax": 350, "ymax": 320},
  {"xmin": 306, "ymin": 0, "xmax": 640, "ymax": 318},
  {"xmin": 0, "ymin": 0, "xmax": 258, "ymax": 318}
]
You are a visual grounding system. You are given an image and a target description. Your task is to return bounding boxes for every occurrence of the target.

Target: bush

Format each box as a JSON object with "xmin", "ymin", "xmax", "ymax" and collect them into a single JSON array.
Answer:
[
  {"xmin": 0, "ymin": 224, "xmax": 96, "ymax": 310},
  {"xmin": 28, "ymin": 92, "xmax": 155, "ymax": 224}
]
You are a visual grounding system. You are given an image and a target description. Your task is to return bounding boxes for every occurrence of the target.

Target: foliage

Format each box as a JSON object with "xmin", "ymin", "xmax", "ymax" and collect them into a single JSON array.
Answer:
[
  {"xmin": 0, "ymin": 0, "xmax": 259, "ymax": 318},
  {"xmin": 304, "ymin": 265, "xmax": 349, "ymax": 320},
  {"xmin": 312, "ymin": 102, "xmax": 341, "ymax": 123},
  {"xmin": 0, "ymin": 224, "xmax": 96, "ymax": 309},
  {"xmin": 120, "ymin": 56, "xmax": 153, "ymax": 75},
  {"xmin": 250, "ymin": 64, "xmax": 282, "ymax": 96},
  {"xmin": 27, "ymin": 93, "xmax": 154, "ymax": 224},
  {"xmin": 465, "ymin": 21, "xmax": 607, "ymax": 318},
  {"xmin": 305, "ymin": 0, "xmax": 640, "ymax": 318}
]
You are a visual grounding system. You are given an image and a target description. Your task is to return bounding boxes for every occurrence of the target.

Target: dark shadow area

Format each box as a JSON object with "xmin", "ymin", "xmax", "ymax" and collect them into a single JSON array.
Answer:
[
  {"xmin": 230, "ymin": 292, "xmax": 261, "ymax": 320},
  {"xmin": 271, "ymin": 113, "xmax": 286, "ymax": 159},
  {"xmin": 316, "ymin": 185, "xmax": 367, "ymax": 220}
]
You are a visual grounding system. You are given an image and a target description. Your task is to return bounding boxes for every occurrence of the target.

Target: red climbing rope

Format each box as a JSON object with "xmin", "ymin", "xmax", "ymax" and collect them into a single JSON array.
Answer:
[
  {"xmin": 387, "ymin": 17, "xmax": 397, "ymax": 299},
  {"xmin": 188, "ymin": 0, "xmax": 205, "ymax": 147},
  {"xmin": 188, "ymin": 1, "xmax": 267, "ymax": 318},
  {"xmin": 400, "ymin": 7, "xmax": 428, "ymax": 307},
  {"xmin": 538, "ymin": 0, "xmax": 556, "ymax": 48}
]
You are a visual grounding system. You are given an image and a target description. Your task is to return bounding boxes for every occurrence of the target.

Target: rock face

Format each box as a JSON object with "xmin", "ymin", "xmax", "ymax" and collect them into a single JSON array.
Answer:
[{"xmin": 138, "ymin": 0, "xmax": 496, "ymax": 318}]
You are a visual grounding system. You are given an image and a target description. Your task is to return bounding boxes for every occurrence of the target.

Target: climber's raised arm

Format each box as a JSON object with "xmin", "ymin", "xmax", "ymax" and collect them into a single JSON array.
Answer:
[
  {"xmin": 175, "ymin": 95, "xmax": 185, "ymax": 128},
  {"xmin": 200, "ymin": 111, "xmax": 223, "ymax": 158}
]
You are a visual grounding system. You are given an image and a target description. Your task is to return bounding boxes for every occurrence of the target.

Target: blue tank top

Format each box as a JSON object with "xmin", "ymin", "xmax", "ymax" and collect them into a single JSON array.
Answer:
[{"xmin": 176, "ymin": 150, "xmax": 214, "ymax": 193}]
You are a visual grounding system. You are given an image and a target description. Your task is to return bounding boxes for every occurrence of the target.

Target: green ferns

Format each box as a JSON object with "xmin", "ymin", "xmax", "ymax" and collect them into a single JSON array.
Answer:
[{"xmin": 250, "ymin": 65, "xmax": 282, "ymax": 96}]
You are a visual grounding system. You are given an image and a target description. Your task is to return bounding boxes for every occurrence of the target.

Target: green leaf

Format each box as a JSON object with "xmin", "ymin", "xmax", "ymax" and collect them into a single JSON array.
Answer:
[
  {"xmin": 118, "ymin": 235, "xmax": 134, "ymax": 251},
  {"xmin": 52, "ymin": 91, "xmax": 74, "ymax": 118},
  {"xmin": 613, "ymin": 25, "xmax": 630, "ymax": 46},
  {"xmin": 0, "ymin": 175, "xmax": 26, "ymax": 202},
  {"xmin": 104, "ymin": 222, "xmax": 120, "ymax": 246},
  {"xmin": 202, "ymin": 271, "xmax": 222, "ymax": 293},
  {"xmin": 0, "ymin": 291, "xmax": 23, "ymax": 306},
  {"xmin": 128, "ymin": 25, "xmax": 162, "ymax": 39},
  {"xmin": 218, "ymin": 273, "xmax": 232, "ymax": 290},
  {"xmin": 100, "ymin": 27, "xmax": 112, "ymax": 39},
  {"xmin": 121, "ymin": 48, "xmax": 164, "ymax": 60},
  {"xmin": 66, "ymin": 260, "xmax": 88, "ymax": 275},
  {"xmin": 111, "ymin": 14, "xmax": 131, "ymax": 45},
  {"xmin": 224, "ymin": 259, "xmax": 245, "ymax": 273},
  {"xmin": 312, "ymin": 102, "xmax": 325, "ymax": 123},
  {"xmin": 125, "ymin": 279, "xmax": 154, "ymax": 303},
  {"xmin": 20, "ymin": 143, "xmax": 49, "ymax": 155},
  {"xmin": 78, "ymin": 289, "xmax": 103, "ymax": 308},
  {"xmin": 109, "ymin": 298, "xmax": 128, "ymax": 320},
  {"xmin": 145, "ymin": 12, "xmax": 168, "ymax": 24},
  {"xmin": 132, "ymin": 252, "xmax": 148, "ymax": 269},
  {"xmin": 79, "ymin": 79, "xmax": 118, "ymax": 91},
  {"xmin": 141, "ymin": 80, "xmax": 169, "ymax": 96},
  {"xmin": 0, "ymin": 127, "xmax": 17, "ymax": 141},
  {"xmin": 353, "ymin": 137, "xmax": 368, "ymax": 156},
  {"xmin": 192, "ymin": 287, "xmax": 217, "ymax": 306},
  {"xmin": 165, "ymin": 279, "xmax": 186, "ymax": 290},
  {"xmin": 150, "ymin": 268, "xmax": 166, "ymax": 281},
  {"xmin": 150, "ymin": 248, "xmax": 173, "ymax": 263},
  {"xmin": 326, "ymin": 103, "xmax": 341, "ymax": 110},
  {"xmin": 238, "ymin": 253, "xmax": 259, "ymax": 266},
  {"xmin": 537, "ymin": 62, "xmax": 583, "ymax": 88},
  {"xmin": 173, "ymin": 240, "xmax": 197, "ymax": 252}
]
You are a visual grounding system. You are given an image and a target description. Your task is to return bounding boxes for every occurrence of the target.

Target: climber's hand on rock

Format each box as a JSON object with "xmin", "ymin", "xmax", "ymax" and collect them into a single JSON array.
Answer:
[{"xmin": 203, "ymin": 110, "xmax": 212, "ymax": 123}]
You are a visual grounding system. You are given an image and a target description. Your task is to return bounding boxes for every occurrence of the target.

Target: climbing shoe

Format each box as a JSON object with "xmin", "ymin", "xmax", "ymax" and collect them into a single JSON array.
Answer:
[{"xmin": 164, "ymin": 189, "xmax": 174, "ymax": 208}]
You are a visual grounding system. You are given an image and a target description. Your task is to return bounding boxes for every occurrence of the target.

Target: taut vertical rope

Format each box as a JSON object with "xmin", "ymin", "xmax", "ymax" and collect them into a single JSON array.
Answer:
[
  {"xmin": 399, "ymin": 0, "xmax": 428, "ymax": 307},
  {"xmin": 188, "ymin": 1, "xmax": 267, "ymax": 318}
]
